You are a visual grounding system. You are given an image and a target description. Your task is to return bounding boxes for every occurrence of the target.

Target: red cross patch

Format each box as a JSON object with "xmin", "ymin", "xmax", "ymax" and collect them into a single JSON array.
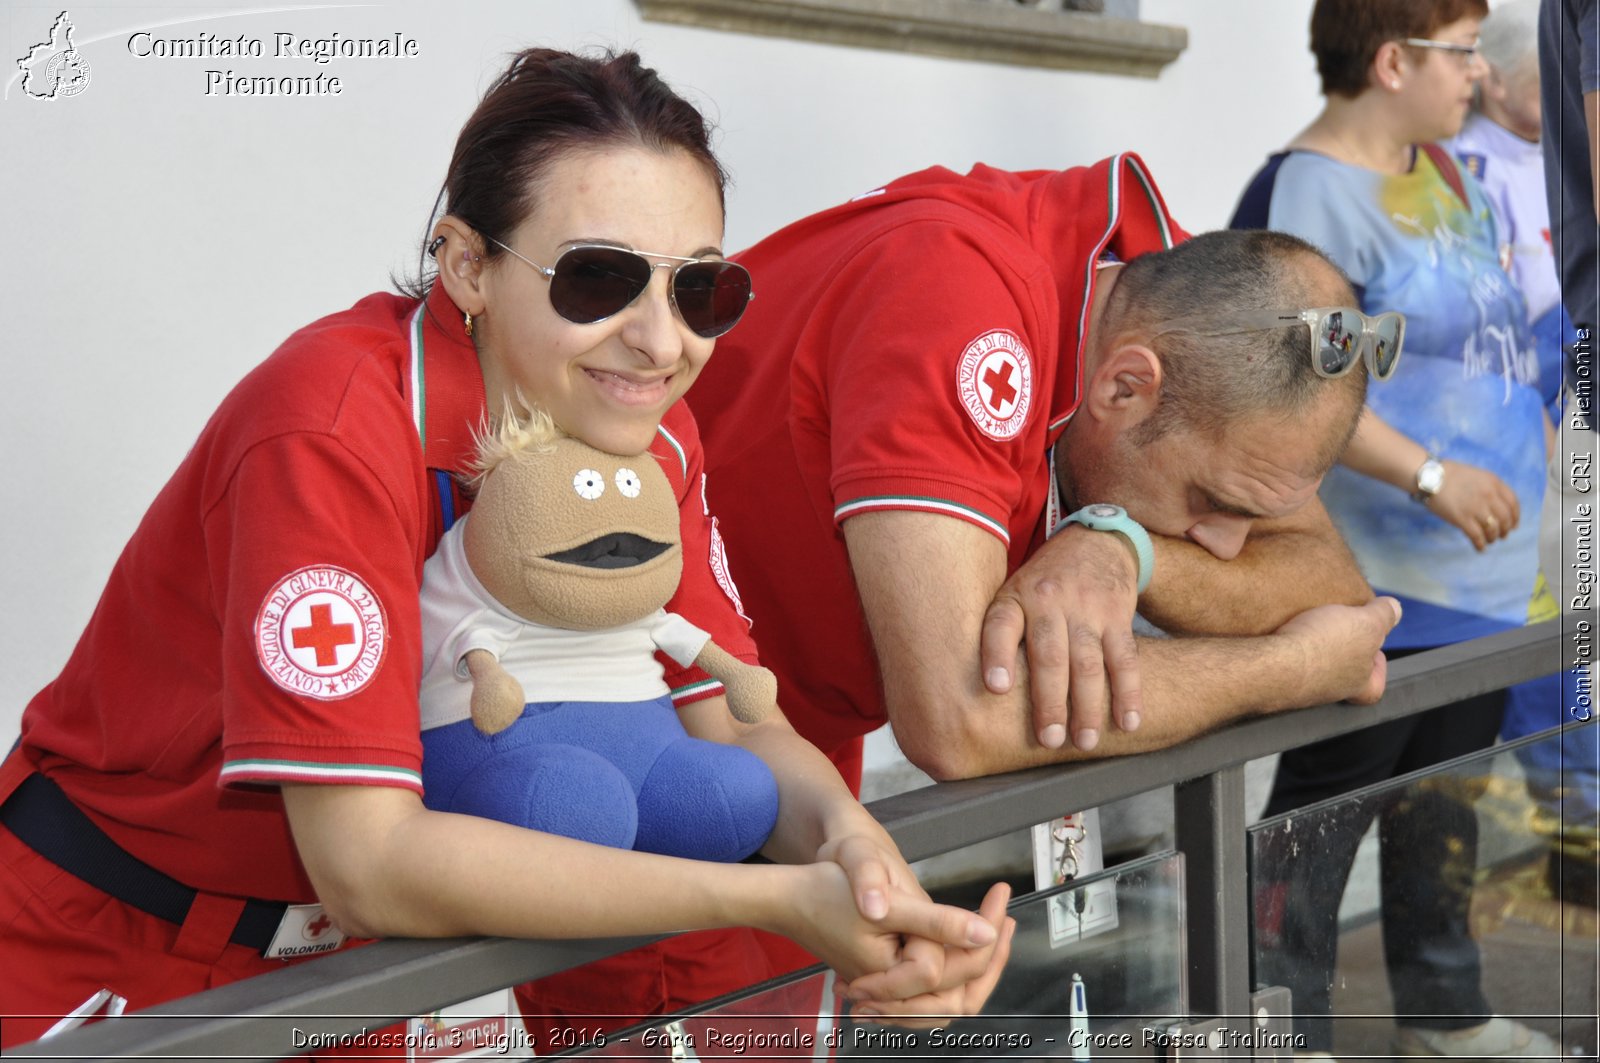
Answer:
[
  {"xmin": 254, "ymin": 565, "xmax": 388, "ymax": 701},
  {"xmin": 956, "ymin": 329, "xmax": 1033, "ymax": 440},
  {"xmin": 303, "ymin": 911, "xmax": 335, "ymax": 940}
]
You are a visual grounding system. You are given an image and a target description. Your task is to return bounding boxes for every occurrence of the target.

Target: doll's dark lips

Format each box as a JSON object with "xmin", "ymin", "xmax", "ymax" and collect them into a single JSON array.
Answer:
[{"xmin": 544, "ymin": 532, "xmax": 671, "ymax": 569}]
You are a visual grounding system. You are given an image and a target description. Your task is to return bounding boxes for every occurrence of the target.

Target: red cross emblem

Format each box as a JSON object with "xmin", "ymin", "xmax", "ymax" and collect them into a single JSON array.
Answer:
[
  {"xmin": 957, "ymin": 329, "xmax": 1032, "ymax": 441},
  {"xmin": 291, "ymin": 604, "xmax": 356, "ymax": 667},
  {"xmin": 982, "ymin": 361, "xmax": 1018, "ymax": 413},
  {"xmin": 255, "ymin": 565, "xmax": 388, "ymax": 701},
  {"xmin": 304, "ymin": 912, "xmax": 334, "ymax": 939}
]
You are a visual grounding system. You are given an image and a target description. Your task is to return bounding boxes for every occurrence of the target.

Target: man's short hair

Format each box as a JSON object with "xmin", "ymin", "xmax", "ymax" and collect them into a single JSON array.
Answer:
[
  {"xmin": 1099, "ymin": 229, "xmax": 1367, "ymax": 467},
  {"xmin": 1311, "ymin": 0, "xmax": 1489, "ymax": 98}
]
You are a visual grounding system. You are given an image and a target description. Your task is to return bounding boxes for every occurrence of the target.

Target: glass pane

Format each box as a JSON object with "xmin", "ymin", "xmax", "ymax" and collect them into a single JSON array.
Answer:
[
  {"xmin": 1249, "ymin": 722, "xmax": 1599, "ymax": 1060},
  {"xmin": 560, "ymin": 851, "xmax": 1184, "ymax": 1059}
]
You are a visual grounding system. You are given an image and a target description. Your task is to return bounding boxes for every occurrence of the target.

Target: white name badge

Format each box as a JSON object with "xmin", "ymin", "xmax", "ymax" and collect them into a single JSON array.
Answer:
[
  {"xmin": 1031, "ymin": 809, "xmax": 1120, "ymax": 948},
  {"xmin": 263, "ymin": 903, "xmax": 348, "ymax": 960}
]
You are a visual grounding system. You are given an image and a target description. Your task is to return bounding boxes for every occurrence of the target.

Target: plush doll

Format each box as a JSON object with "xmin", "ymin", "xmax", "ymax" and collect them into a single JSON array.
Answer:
[{"xmin": 418, "ymin": 410, "xmax": 779, "ymax": 863}]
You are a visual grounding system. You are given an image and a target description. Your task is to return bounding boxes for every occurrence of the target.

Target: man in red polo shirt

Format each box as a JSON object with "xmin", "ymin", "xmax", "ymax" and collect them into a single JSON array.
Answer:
[{"xmin": 691, "ymin": 154, "xmax": 1401, "ymax": 789}]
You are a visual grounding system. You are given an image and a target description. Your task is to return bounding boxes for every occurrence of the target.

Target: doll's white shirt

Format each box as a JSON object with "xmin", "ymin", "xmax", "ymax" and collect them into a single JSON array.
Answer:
[{"xmin": 418, "ymin": 517, "xmax": 711, "ymax": 731}]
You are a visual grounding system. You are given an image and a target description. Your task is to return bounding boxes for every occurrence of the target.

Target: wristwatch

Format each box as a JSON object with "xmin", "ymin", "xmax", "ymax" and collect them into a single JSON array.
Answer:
[
  {"xmin": 1413, "ymin": 455, "xmax": 1445, "ymax": 503},
  {"xmin": 1063, "ymin": 504, "xmax": 1155, "ymax": 593}
]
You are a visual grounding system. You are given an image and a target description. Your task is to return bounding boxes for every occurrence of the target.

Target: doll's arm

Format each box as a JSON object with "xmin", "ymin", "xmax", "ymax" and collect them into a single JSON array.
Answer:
[
  {"xmin": 463, "ymin": 648, "xmax": 526, "ymax": 735},
  {"xmin": 692, "ymin": 641, "xmax": 776, "ymax": 724}
]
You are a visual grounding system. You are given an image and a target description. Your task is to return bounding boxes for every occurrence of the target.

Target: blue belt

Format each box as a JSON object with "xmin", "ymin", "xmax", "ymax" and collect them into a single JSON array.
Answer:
[{"xmin": 0, "ymin": 772, "xmax": 290, "ymax": 952}]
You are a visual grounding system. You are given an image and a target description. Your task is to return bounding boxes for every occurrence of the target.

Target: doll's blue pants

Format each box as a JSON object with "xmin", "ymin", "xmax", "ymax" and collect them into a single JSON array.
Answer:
[{"xmin": 420, "ymin": 697, "xmax": 779, "ymax": 863}]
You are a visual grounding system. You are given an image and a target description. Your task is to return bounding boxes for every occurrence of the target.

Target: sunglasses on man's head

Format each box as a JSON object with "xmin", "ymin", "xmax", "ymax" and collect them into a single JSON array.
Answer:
[
  {"xmin": 1150, "ymin": 306, "xmax": 1405, "ymax": 382},
  {"xmin": 485, "ymin": 237, "xmax": 754, "ymax": 339}
]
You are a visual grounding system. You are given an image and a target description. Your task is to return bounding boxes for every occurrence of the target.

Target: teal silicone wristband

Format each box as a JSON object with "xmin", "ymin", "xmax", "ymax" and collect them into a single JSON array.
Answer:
[{"xmin": 1063, "ymin": 504, "xmax": 1155, "ymax": 594}]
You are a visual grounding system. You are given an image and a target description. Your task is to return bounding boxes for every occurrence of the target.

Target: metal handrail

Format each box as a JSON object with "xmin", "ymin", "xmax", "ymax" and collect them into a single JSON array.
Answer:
[{"xmin": 13, "ymin": 618, "xmax": 1582, "ymax": 1060}]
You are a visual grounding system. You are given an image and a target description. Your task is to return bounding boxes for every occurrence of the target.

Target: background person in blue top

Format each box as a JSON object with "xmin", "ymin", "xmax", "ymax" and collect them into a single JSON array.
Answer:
[{"xmin": 1232, "ymin": 0, "xmax": 1560, "ymax": 1058}]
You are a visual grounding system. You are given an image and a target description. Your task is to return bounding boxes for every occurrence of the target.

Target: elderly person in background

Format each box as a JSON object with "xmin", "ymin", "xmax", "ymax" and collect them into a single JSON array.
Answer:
[
  {"xmin": 1449, "ymin": 0, "xmax": 1574, "ymax": 427},
  {"xmin": 1232, "ymin": 0, "xmax": 1560, "ymax": 1057}
]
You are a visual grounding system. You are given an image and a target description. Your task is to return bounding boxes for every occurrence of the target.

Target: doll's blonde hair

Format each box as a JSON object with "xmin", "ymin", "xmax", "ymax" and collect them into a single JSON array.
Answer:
[{"xmin": 469, "ymin": 396, "xmax": 562, "ymax": 487}]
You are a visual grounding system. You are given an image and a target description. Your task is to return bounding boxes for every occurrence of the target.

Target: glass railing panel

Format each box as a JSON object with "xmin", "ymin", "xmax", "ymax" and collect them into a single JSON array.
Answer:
[
  {"xmin": 1248, "ymin": 722, "xmax": 1599, "ymax": 1060},
  {"xmin": 559, "ymin": 851, "xmax": 1185, "ymax": 1058}
]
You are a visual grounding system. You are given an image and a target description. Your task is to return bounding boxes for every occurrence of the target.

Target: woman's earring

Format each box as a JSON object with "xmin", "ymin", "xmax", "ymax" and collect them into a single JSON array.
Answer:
[{"xmin": 464, "ymin": 311, "xmax": 474, "ymax": 338}]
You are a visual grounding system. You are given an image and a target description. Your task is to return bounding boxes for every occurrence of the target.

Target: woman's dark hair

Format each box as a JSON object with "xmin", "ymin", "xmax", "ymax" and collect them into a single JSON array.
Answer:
[
  {"xmin": 401, "ymin": 48, "xmax": 726, "ymax": 297},
  {"xmin": 1311, "ymin": 0, "xmax": 1489, "ymax": 98}
]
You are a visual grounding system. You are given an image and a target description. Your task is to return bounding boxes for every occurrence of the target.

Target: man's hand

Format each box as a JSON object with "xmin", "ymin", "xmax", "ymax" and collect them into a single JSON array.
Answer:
[
  {"xmin": 843, "ymin": 509, "xmax": 1389, "ymax": 779},
  {"xmin": 1273, "ymin": 596, "xmax": 1402, "ymax": 706},
  {"xmin": 979, "ymin": 526, "xmax": 1143, "ymax": 752},
  {"xmin": 1425, "ymin": 461, "xmax": 1520, "ymax": 551}
]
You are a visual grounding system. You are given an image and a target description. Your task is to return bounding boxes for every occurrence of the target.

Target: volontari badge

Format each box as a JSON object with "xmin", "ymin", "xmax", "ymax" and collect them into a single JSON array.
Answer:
[
  {"xmin": 957, "ymin": 329, "xmax": 1032, "ymax": 440},
  {"xmin": 263, "ymin": 904, "xmax": 348, "ymax": 960},
  {"xmin": 255, "ymin": 565, "xmax": 387, "ymax": 700}
]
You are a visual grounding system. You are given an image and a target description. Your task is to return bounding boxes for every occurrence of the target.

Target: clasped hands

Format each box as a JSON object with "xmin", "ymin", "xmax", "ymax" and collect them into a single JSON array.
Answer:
[{"xmin": 803, "ymin": 835, "xmax": 1014, "ymax": 1027}]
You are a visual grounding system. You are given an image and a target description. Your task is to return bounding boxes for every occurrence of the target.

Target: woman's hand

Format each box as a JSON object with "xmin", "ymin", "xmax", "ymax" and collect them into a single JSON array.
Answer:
[
  {"xmin": 1425, "ymin": 460, "xmax": 1520, "ymax": 551},
  {"xmin": 815, "ymin": 835, "xmax": 1013, "ymax": 1025},
  {"xmin": 1340, "ymin": 411, "xmax": 1521, "ymax": 553},
  {"xmin": 773, "ymin": 860, "xmax": 997, "ymax": 984},
  {"xmin": 839, "ymin": 882, "xmax": 1015, "ymax": 1029},
  {"xmin": 816, "ymin": 833, "xmax": 929, "ymax": 925}
]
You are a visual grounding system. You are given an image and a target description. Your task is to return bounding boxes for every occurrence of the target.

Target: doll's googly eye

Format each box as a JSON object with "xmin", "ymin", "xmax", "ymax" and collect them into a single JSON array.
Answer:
[
  {"xmin": 573, "ymin": 469, "xmax": 605, "ymax": 500},
  {"xmin": 614, "ymin": 468, "xmax": 642, "ymax": 498}
]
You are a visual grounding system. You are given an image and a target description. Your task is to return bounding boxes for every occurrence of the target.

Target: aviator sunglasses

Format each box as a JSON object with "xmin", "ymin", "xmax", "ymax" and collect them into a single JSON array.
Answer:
[
  {"xmin": 1150, "ymin": 306, "xmax": 1405, "ymax": 381},
  {"xmin": 472, "ymin": 235, "xmax": 755, "ymax": 339}
]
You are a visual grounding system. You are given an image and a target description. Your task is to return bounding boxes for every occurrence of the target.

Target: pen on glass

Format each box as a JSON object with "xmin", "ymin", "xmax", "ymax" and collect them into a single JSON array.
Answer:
[{"xmin": 1070, "ymin": 972, "xmax": 1090, "ymax": 1061}]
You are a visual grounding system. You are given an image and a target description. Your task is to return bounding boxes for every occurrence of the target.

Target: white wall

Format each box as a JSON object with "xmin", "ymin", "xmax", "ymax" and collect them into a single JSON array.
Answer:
[{"xmin": 0, "ymin": 0, "xmax": 1322, "ymax": 737}]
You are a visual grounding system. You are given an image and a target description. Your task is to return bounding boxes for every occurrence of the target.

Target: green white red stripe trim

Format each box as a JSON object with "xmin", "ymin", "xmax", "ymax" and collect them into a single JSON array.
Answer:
[
  {"xmin": 655, "ymin": 424, "xmax": 688, "ymax": 479},
  {"xmin": 408, "ymin": 302, "xmax": 427, "ymax": 448},
  {"xmin": 670, "ymin": 678, "xmax": 726, "ymax": 705},
  {"xmin": 221, "ymin": 758, "xmax": 423, "ymax": 789},
  {"xmin": 1049, "ymin": 153, "xmax": 1177, "ymax": 434},
  {"xmin": 835, "ymin": 495, "xmax": 1010, "ymax": 544}
]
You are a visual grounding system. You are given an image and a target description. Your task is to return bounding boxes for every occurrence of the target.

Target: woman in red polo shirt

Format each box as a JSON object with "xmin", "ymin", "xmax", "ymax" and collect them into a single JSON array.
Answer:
[{"xmin": 0, "ymin": 47, "xmax": 1010, "ymax": 1051}]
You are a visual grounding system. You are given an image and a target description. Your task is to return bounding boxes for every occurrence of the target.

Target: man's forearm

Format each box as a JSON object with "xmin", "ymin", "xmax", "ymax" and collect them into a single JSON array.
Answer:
[
  {"xmin": 848, "ymin": 509, "xmax": 1392, "ymax": 782},
  {"xmin": 1138, "ymin": 526, "xmax": 1371, "ymax": 637},
  {"xmin": 919, "ymin": 631, "xmax": 1319, "ymax": 778}
]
